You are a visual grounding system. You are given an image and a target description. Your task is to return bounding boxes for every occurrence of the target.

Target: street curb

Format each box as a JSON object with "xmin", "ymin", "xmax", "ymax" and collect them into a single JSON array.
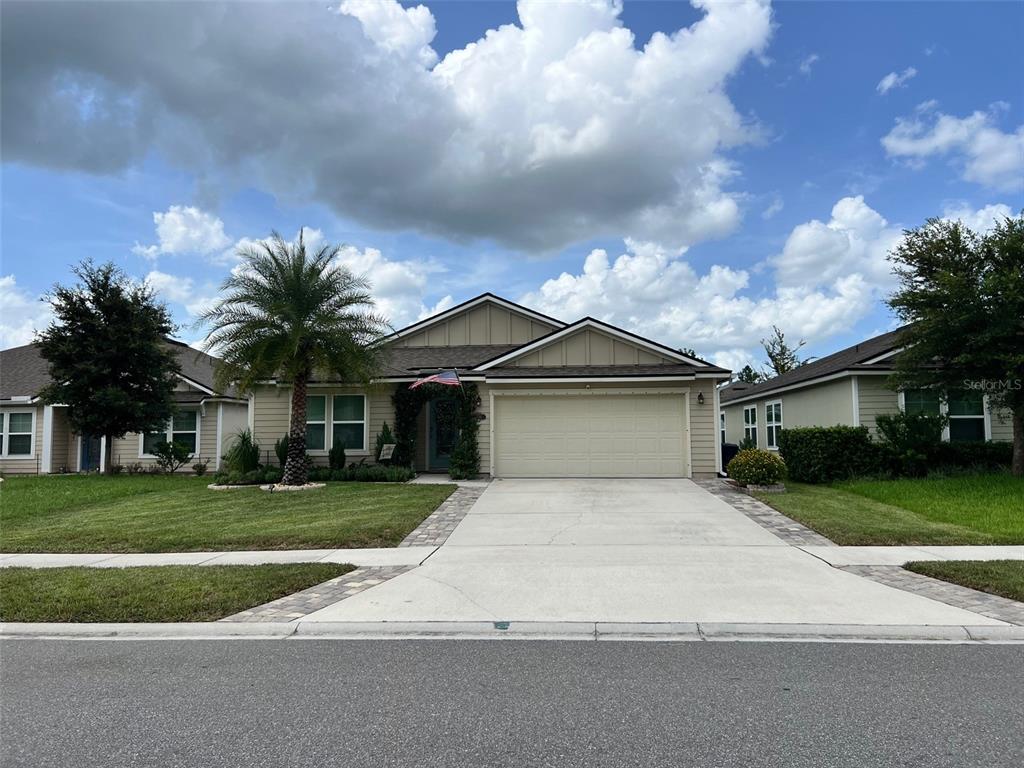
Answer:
[{"xmin": 3, "ymin": 621, "xmax": 1023, "ymax": 643}]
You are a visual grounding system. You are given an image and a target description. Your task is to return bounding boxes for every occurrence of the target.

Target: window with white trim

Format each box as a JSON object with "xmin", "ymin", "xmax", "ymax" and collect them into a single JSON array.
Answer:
[
  {"xmin": 331, "ymin": 395, "xmax": 366, "ymax": 452},
  {"xmin": 306, "ymin": 396, "xmax": 327, "ymax": 451},
  {"xmin": 1, "ymin": 410, "xmax": 34, "ymax": 456},
  {"xmin": 142, "ymin": 410, "xmax": 199, "ymax": 456},
  {"xmin": 720, "ymin": 412, "xmax": 726, "ymax": 446},
  {"xmin": 765, "ymin": 401, "xmax": 783, "ymax": 449},
  {"xmin": 947, "ymin": 389, "xmax": 985, "ymax": 442},
  {"xmin": 743, "ymin": 405, "xmax": 758, "ymax": 446}
]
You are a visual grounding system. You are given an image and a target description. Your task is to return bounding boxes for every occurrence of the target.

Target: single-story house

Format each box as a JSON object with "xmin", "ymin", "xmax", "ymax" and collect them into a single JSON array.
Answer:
[
  {"xmin": 249, "ymin": 293, "xmax": 731, "ymax": 478},
  {"xmin": 0, "ymin": 340, "xmax": 248, "ymax": 475},
  {"xmin": 719, "ymin": 325, "xmax": 1014, "ymax": 451}
]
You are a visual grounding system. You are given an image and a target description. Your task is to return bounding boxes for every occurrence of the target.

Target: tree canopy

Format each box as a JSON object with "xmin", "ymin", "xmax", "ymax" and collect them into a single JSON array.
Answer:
[
  {"xmin": 37, "ymin": 261, "xmax": 180, "ymax": 449},
  {"xmin": 760, "ymin": 325, "xmax": 812, "ymax": 378},
  {"xmin": 887, "ymin": 213, "xmax": 1024, "ymax": 475}
]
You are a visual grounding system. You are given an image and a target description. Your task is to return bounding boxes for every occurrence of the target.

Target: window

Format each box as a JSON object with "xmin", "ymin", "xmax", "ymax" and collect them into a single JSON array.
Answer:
[
  {"xmin": 141, "ymin": 410, "xmax": 199, "ymax": 457},
  {"xmin": 947, "ymin": 389, "xmax": 985, "ymax": 443},
  {"xmin": 765, "ymin": 401, "xmax": 783, "ymax": 449},
  {"xmin": 743, "ymin": 405, "xmax": 758, "ymax": 446},
  {"xmin": 306, "ymin": 396, "xmax": 327, "ymax": 451},
  {"xmin": 904, "ymin": 389, "xmax": 941, "ymax": 416},
  {"xmin": 720, "ymin": 412, "xmax": 726, "ymax": 446},
  {"xmin": 1, "ymin": 411, "xmax": 34, "ymax": 456},
  {"xmin": 332, "ymin": 395, "xmax": 366, "ymax": 452}
]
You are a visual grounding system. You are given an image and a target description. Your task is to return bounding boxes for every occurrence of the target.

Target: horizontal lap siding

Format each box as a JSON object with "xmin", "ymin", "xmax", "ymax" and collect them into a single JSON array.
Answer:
[
  {"xmin": 856, "ymin": 376, "xmax": 898, "ymax": 436},
  {"xmin": 989, "ymin": 406, "xmax": 1014, "ymax": 442},
  {"xmin": 110, "ymin": 406, "xmax": 220, "ymax": 472}
]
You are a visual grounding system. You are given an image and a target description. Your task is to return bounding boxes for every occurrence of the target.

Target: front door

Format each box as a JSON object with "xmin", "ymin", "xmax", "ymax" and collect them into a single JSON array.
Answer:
[
  {"xmin": 428, "ymin": 398, "xmax": 459, "ymax": 471},
  {"xmin": 80, "ymin": 434, "xmax": 102, "ymax": 471}
]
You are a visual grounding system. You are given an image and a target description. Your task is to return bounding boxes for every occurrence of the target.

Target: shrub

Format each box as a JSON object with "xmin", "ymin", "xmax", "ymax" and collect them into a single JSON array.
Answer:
[
  {"xmin": 933, "ymin": 440, "xmax": 1013, "ymax": 471},
  {"xmin": 192, "ymin": 458, "xmax": 209, "ymax": 477},
  {"xmin": 211, "ymin": 466, "xmax": 282, "ymax": 486},
  {"xmin": 108, "ymin": 463, "xmax": 124, "ymax": 475},
  {"xmin": 726, "ymin": 449, "xmax": 786, "ymax": 486},
  {"xmin": 125, "ymin": 462, "xmax": 145, "ymax": 475},
  {"xmin": 274, "ymin": 435, "xmax": 289, "ymax": 468},
  {"xmin": 778, "ymin": 426, "xmax": 880, "ymax": 484},
  {"xmin": 152, "ymin": 440, "xmax": 192, "ymax": 474},
  {"xmin": 875, "ymin": 411, "xmax": 947, "ymax": 477},
  {"xmin": 328, "ymin": 442, "xmax": 346, "ymax": 470},
  {"xmin": 223, "ymin": 429, "xmax": 260, "ymax": 474},
  {"xmin": 308, "ymin": 465, "xmax": 415, "ymax": 483},
  {"xmin": 375, "ymin": 422, "xmax": 395, "ymax": 461},
  {"xmin": 737, "ymin": 436, "xmax": 758, "ymax": 451}
]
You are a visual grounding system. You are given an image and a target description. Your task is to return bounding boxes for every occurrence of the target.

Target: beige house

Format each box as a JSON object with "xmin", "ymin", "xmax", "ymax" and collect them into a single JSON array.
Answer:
[
  {"xmin": 250, "ymin": 294, "xmax": 731, "ymax": 478},
  {"xmin": 0, "ymin": 341, "xmax": 248, "ymax": 475},
  {"xmin": 719, "ymin": 325, "xmax": 1014, "ymax": 452}
]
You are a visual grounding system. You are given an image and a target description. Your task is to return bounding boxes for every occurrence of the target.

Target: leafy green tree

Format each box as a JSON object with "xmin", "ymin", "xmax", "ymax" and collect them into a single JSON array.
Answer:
[
  {"xmin": 735, "ymin": 365, "xmax": 762, "ymax": 384},
  {"xmin": 202, "ymin": 231, "xmax": 389, "ymax": 485},
  {"xmin": 760, "ymin": 325, "xmax": 811, "ymax": 378},
  {"xmin": 37, "ymin": 261, "xmax": 180, "ymax": 470},
  {"xmin": 887, "ymin": 214, "xmax": 1024, "ymax": 476}
]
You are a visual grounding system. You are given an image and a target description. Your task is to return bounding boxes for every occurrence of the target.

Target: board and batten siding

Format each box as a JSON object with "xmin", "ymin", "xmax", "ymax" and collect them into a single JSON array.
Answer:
[
  {"xmin": 507, "ymin": 328, "xmax": 675, "ymax": 367},
  {"xmin": 396, "ymin": 304, "xmax": 557, "ymax": 347},
  {"xmin": 250, "ymin": 384, "xmax": 395, "ymax": 466},
  {"xmin": 856, "ymin": 375, "xmax": 898, "ymax": 435}
]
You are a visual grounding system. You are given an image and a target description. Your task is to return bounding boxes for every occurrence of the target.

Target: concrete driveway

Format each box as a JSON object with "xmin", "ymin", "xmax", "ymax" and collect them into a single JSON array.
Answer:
[{"xmin": 304, "ymin": 479, "xmax": 1005, "ymax": 626}]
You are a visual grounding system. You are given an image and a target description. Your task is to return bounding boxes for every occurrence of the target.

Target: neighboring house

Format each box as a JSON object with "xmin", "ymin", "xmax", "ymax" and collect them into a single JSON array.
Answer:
[
  {"xmin": 0, "ymin": 340, "xmax": 248, "ymax": 475},
  {"xmin": 719, "ymin": 325, "xmax": 1014, "ymax": 451},
  {"xmin": 249, "ymin": 293, "xmax": 731, "ymax": 478}
]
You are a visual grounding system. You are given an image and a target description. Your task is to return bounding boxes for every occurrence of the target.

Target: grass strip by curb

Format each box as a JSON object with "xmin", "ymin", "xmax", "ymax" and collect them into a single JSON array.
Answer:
[
  {"xmin": 905, "ymin": 560, "xmax": 1024, "ymax": 604},
  {"xmin": 0, "ymin": 563, "xmax": 355, "ymax": 622}
]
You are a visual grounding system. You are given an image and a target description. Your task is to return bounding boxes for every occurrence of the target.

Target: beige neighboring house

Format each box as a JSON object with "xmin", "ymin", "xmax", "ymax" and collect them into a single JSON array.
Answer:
[
  {"xmin": 719, "ymin": 325, "xmax": 1014, "ymax": 452},
  {"xmin": 0, "ymin": 341, "xmax": 249, "ymax": 475},
  {"xmin": 250, "ymin": 293, "xmax": 731, "ymax": 478}
]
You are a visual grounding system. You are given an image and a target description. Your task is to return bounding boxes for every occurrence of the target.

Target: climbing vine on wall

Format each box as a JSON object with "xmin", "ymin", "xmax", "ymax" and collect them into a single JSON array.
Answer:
[{"xmin": 391, "ymin": 381, "xmax": 481, "ymax": 479}]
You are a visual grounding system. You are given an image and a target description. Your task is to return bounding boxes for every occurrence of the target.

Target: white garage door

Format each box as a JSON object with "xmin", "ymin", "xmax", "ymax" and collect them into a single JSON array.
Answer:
[{"xmin": 493, "ymin": 394, "xmax": 689, "ymax": 478}]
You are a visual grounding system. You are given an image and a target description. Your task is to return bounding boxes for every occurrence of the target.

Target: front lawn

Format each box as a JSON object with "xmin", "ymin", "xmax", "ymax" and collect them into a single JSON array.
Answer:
[
  {"xmin": 0, "ymin": 475, "xmax": 455, "ymax": 553},
  {"xmin": 754, "ymin": 474, "xmax": 1024, "ymax": 545},
  {"xmin": 0, "ymin": 563, "xmax": 354, "ymax": 622},
  {"xmin": 905, "ymin": 560, "xmax": 1024, "ymax": 604}
]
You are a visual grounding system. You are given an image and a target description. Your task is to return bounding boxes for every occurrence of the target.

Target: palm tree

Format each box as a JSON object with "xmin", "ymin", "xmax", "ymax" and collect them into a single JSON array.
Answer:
[{"xmin": 202, "ymin": 231, "xmax": 389, "ymax": 485}]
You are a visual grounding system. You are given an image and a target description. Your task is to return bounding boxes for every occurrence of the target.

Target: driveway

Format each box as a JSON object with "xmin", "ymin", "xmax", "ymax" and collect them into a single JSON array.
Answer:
[{"xmin": 304, "ymin": 479, "xmax": 1006, "ymax": 626}]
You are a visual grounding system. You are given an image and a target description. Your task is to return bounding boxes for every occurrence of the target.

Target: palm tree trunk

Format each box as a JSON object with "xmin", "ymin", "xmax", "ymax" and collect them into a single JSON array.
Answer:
[{"xmin": 283, "ymin": 373, "xmax": 310, "ymax": 485}]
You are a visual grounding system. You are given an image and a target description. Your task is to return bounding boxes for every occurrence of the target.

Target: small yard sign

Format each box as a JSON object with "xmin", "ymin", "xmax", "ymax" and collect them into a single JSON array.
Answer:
[{"xmin": 379, "ymin": 443, "xmax": 396, "ymax": 461}]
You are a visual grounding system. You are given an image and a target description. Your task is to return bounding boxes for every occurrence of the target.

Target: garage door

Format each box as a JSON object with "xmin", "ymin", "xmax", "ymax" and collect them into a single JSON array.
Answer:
[{"xmin": 493, "ymin": 394, "xmax": 688, "ymax": 478}]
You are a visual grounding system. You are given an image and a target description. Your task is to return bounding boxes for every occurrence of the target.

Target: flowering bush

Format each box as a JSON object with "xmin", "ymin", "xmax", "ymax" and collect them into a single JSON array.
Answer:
[{"xmin": 727, "ymin": 449, "xmax": 786, "ymax": 486}]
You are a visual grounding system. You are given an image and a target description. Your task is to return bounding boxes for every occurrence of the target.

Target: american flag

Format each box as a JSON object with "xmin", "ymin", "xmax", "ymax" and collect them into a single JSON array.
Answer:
[{"xmin": 410, "ymin": 369, "xmax": 462, "ymax": 389}]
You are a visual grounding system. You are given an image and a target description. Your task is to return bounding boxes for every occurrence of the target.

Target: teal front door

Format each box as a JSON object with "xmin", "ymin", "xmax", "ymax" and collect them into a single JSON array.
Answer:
[{"xmin": 428, "ymin": 399, "xmax": 458, "ymax": 471}]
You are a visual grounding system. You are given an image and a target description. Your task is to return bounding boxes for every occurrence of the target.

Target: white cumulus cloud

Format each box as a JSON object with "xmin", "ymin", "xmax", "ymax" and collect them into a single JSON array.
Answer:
[
  {"xmin": 0, "ymin": 276, "xmax": 52, "ymax": 348},
  {"xmin": 132, "ymin": 206, "xmax": 232, "ymax": 261},
  {"xmin": 876, "ymin": 66, "xmax": 917, "ymax": 94},
  {"xmin": 882, "ymin": 103, "xmax": 1024, "ymax": 190},
  {"xmin": 941, "ymin": 202, "xmax": 1015, "ymax": 233}
]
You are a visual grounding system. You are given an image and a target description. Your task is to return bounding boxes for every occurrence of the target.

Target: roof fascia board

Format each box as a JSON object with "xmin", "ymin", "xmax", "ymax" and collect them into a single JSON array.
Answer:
[{"xmin": 721, "ymin": 369, "xmax": 891, "ymax": 406}]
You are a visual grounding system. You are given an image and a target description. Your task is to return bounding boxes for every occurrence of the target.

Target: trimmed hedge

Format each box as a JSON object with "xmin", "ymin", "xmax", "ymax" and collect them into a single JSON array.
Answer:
[
  {"xmin": 308, "ymin": 465, "xmax": 415, "ymax": 483},
  {"xmin": 726, "ymin": 449, "xmax": 786, "ymax": 486},
  {"xmin": 933, "ymin": 440, "xmax": 1013, "ymax": 471},
  {"xmin": 777, "ymin": 426, "xmax": 880, "ymax": 484}
]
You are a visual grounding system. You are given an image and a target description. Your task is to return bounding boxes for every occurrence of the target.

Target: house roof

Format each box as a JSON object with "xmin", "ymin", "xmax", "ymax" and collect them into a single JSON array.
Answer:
[
  {"xmin": 719, "ymin": 325, "xmax": 911, "ymax": 405},
  {"xmin": 0, "ymin": 340, "xmax": 239, "ymax": 401},
  {"xmin": 384, "ymin": 292, "xmax": 566, "ymax": 341}
]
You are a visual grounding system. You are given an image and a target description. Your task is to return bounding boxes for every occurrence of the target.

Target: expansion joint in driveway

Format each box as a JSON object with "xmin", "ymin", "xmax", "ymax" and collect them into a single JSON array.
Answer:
[
  {"xmin": 222, "ymin": 566, "xmax": 415, "ymax": 623},
  {"xmin": 839, "ymin": 565, "xmax": 1024, "ymax": 626},
  {"xmin": 695, "ymin": 479, "xmax": 834, "ymax": 546},
  {"xmin": 398, "ymin": 484, "xmax": 487, "ymax": 547}
]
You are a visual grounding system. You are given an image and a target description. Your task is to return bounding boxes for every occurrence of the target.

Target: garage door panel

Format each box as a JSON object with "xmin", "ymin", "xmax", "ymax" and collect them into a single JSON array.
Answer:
[{"xmin": 494, "ymin": 394, "xmax": 688, "ymax": 478}]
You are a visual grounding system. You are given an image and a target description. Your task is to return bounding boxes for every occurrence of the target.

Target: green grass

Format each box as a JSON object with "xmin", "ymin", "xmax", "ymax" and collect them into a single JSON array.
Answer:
[
  {"xmin": 754, "ymin": 474, "xmax": 1024, "ymax": 545},
  {"xmin": 0, "ymin": 563, "xmax": 355, "ymax": 622},
  {"xmin": 905, "ymin": 560, "xmax": 1024, "ymax": 604},
  {"xmin": 0, "ymin": 475, "xmax": 455, "ymax": 553}
]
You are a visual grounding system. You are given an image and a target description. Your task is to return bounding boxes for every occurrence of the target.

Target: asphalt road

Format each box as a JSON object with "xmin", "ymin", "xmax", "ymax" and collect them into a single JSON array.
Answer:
[{"xmin": 2, "ymin": 639, "xmax": 1022, "ymax": 768}]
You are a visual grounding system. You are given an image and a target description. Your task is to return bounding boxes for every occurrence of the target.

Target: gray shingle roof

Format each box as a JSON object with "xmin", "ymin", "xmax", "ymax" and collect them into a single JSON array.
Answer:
[
  {"xmin": 719, "ymin": 325, "xmax": 911, "ymax": 404},
  {"xmin": 0, "ymin": 340, "xmax": 238, "ymax": 400}
]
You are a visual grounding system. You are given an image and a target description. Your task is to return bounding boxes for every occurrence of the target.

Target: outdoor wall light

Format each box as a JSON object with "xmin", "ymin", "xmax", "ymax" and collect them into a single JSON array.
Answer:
[{"xmin": 697, "ymin": 392, "xmax": 705, "ymax": 406}]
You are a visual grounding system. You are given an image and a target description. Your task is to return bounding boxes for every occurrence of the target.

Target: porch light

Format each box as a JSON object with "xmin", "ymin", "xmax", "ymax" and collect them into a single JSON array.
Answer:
[{"xmin": 697, "ymin": 392, "xmax": 705, "ymax": 406}]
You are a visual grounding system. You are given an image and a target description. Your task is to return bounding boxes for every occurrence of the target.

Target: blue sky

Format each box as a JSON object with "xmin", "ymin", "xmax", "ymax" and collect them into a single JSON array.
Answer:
[{"xmin": 2, "ymin": 0, "xmax": 1021, "ymax": 372}]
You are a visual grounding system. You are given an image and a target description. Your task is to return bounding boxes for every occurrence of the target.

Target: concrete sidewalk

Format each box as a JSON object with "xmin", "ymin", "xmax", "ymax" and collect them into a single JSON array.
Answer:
[
  {"xmin": 800, "ymin": 545, "xmax": 1024, "ymax": 566},
  {"xmin": 0, "ymin": 547, "xmax": 437, "ymax": 568}
]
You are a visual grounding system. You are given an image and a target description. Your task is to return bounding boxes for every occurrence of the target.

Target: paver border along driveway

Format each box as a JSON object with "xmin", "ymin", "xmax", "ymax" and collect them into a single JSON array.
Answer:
[{"xmin": 302, "ymin": 479, "xmax": 1008, "ymax": 627}]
